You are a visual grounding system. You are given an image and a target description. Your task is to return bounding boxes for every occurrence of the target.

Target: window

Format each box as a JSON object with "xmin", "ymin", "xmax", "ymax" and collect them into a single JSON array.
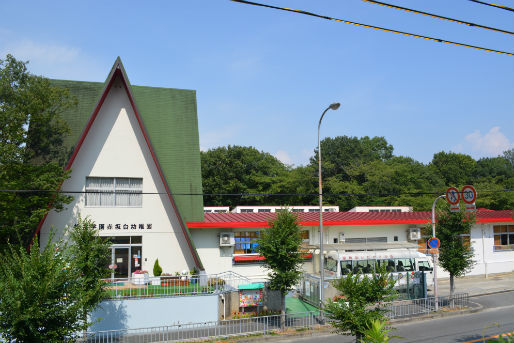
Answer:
[
  {"xmin": 292, "ymin": 209, "xmax": 304, "ymax": 212},
  {"xmin": 86, "ymin": 177, "xmax": 142, "ymax": 207},
  {"xmin": 240, "ymin": 209, "xmax": 254, "ymax": 213},
  {"xmin": 308, "ymin": 209, "xmax": 320, "ymax": 212},
  {"xmin": 258, "ymin": 209, "xmax": 271, "ymax": 213},
  {"xmin": 369, "ymin": 209, "xmax": 379, "ymax": 213},
  {"xmin": 346, "ymin": 237, "xmax": 387, "ymax": 244},
  {"xmin": 494, "ymin": 225, "xmax": 514, "ymax": 251},
  {"xmin": 300, "ymin": 230, "xmax": 309, "ymax": 240},
  {"xmin": 234, "ymin": 231, "xmax": 260, "ymax": 254}
]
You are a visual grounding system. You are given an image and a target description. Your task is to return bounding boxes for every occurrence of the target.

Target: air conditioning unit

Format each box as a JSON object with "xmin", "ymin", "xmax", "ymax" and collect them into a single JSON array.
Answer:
[
  {"xmin": 408, "ymin": 228, "xmax": 421, "ymax": 241},
  {"xmin": 219, "ymin": 232, "xmax": 235, "ymax": 246}
]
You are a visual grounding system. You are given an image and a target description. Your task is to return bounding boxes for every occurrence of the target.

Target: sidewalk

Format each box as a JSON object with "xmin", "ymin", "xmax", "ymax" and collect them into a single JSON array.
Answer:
[{"xmin": 430, "ymin": 272, "xmax": 514, "ymax": 297}]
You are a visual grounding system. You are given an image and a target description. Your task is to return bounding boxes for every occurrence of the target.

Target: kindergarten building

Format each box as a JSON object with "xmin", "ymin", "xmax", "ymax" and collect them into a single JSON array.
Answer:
[{"xmin": 37, "ymin": 58, "xmax": 514, "ymax": 280}]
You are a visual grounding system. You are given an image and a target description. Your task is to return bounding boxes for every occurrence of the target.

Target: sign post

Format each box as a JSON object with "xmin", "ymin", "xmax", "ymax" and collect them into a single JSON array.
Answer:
[
  {"xmin": 446, "ymin": 187, "xmax": 460, "ymax": 212},
  {"xmin": 431, "ymin": 194, "xmax": 446, "ymax": 312},
  {"xmin": 461, "ymin": 185, "xmax": 477, "ymax": 212}
]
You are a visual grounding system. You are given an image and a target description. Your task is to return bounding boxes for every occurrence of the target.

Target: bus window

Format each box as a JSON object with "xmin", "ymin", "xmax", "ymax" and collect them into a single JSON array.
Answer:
[
  {"xmin": 325, "ymin": 257, "xmax": 337, "ymax": 273},
  {"xmin": 417, "ymin": 260, "xmax": 433, "ymax": 271},
  {"xmin": 363, "ymin": 260, "xmax": 375, "ymax": 274},
  {"xmin": 340, "ymin": 261, "xmax": 353, "ymax": 275},
  {"xmin": 396, "ymin": 258, "xmax": 414, "ymax": 272}
]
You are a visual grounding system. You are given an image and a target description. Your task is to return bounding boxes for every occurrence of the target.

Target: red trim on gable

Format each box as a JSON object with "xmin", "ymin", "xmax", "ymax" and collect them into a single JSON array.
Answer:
[
  {"xmin": 31, "ymin": 71, "xmax": 119, "ymax": 245},
  {"xmin": 33, "ymin": 64, "xmax": 202, "ymax": 270},
  {"xmin": 117, "ymin": 74, "xmax": 201, "ymax": 269}
]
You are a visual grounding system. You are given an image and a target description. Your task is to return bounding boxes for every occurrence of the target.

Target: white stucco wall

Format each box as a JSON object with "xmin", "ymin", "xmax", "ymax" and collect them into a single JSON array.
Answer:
[{"xmin": 40, "ymin": 77, "xmax": 195, "ymax": 275}]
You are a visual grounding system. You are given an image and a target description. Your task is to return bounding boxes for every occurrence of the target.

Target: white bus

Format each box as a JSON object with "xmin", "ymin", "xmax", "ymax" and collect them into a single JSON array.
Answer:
[{"xmin": 324, "ymin": 249, "xmax": 434, "ymax": 286}]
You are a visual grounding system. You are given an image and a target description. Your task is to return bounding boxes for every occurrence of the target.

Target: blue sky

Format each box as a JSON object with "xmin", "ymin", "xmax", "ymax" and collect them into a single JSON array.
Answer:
[{"xmin": 1, "ymin": 0, "xmax": 512, "ymax": 166}]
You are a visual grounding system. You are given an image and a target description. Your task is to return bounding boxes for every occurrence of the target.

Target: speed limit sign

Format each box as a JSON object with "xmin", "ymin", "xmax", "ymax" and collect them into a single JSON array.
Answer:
[{"xmin": 461, "ymin": 185, "xmax": 477, "ymax": 204}]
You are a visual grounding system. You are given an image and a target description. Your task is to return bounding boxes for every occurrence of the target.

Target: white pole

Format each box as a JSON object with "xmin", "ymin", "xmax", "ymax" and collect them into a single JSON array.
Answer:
[{"xmin": 431, "ymin": 194, "xmax": 445, "ymax": 312}]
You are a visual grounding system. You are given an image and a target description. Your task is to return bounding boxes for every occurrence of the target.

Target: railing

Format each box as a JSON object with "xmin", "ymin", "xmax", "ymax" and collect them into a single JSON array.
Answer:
[
  {"xmin": 104, "ymin": 272, "xmax": 263, "ymax": 299},
  {"xmin": 84, "ymin": 294, "xmax": 470, "ymax": 342},
  {"xmin": 84, "ymin": 311, "xmax": 323, "ymax": 343},
  {"xmin": 386, "ymin": 293, "xmax": 469, "ymax": 319}
]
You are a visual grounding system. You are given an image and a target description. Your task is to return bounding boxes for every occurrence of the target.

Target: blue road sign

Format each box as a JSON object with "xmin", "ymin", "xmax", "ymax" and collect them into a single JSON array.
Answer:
[{"xmin": 428, "ymin": 237, "xmax": 441, "ymax": 249}]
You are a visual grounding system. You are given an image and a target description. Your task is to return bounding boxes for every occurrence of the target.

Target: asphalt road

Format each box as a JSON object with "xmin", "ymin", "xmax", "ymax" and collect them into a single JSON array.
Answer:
[{"xmin": 276, "ymin": 291, "xmax": 514, "ymax": 343}]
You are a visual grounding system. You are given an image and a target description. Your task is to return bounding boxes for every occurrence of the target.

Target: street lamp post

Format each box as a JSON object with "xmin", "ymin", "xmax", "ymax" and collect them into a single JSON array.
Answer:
[
  {"xmin": 318, "ymin": 102, "xmax": 340, "ymax": 316},
  {"xmin": 431, "ymin": 194, "xmax": 445, "ymax": 312}
]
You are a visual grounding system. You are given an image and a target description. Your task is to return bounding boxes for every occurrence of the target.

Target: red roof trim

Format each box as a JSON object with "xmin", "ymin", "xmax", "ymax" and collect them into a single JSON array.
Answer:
[
  {"xmin": 233, "ymin": 253, "xmax": 312, "ymax": 262},
  {"xmin": 117, "ymin": 71, "xmax": 201, "ymax": 270},
  {"xmin": 188, "ymin": 214, "xmax": 513, "ymax": 229}
]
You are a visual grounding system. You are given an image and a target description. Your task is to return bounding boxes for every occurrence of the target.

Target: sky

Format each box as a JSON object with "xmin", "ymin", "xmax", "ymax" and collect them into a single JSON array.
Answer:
[{"xmin": 1, "ymin": 0, "xmax": 512, "ymax": 167}]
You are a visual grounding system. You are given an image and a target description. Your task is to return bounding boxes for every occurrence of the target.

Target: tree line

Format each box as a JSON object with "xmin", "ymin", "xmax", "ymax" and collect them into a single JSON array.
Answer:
[{"xmin": 201, "ymin": 141, "xmax": 514, "ymax": 211}]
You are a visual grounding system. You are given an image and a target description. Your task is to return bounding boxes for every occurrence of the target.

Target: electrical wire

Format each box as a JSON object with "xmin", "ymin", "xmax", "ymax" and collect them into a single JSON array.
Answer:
[
  {"xmin": 467, "ymin": 0, "xmax": 514, "ymax": 12},
  {"xmin": 230, "ymin": 0, "xmax": 514, "ymax": 56},
  {"xmin": 0, "ymin": 189, "xmax": 512, "ymax": 197},
  {"xmin": 361, "ymin": 0, "xmax": 514, "ymax": 35}
]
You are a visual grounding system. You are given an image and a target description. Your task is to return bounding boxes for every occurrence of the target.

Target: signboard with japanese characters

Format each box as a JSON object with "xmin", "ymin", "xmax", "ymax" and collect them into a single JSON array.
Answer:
[
  {"xmin": 239, "ymin": 289, "xmax": 263, "ymax": 307},
  {"xmin": 95, "ymin": 223, "xmax": 152, "ymax": 230}
]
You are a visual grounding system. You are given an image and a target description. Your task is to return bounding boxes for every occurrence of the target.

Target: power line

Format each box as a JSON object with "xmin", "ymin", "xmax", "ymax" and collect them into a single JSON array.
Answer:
[
  {"xmin": 0, "ymin": 189, "xmax": 512, "ymax": 197},
  {"xmin": 468, "ymin": 0, "xmax": 514, "ymax": 12},
  {"xmin": 361, "ymin": 0, "xmax": 514, "ymax": 35},
  {"xmin": 230, "ymin": 0, "xmax": 514, "ymax": 56}
]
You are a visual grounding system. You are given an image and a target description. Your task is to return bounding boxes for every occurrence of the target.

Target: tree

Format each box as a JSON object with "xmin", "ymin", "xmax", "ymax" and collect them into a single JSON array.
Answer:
[
  {"xmin": 430, "ymin": 151, "xmax": 476, "ymax": 186},
  {"xmin": 0, "ymin": 54, "xmax": 75, "ymax": 250},
  {"xmin": 0, "ymin": 237, "xmax": 82, "ymax": 343},
  {"xmin": 153, "ymin": 259, "xmax": 163, "ymax": 276},
  {"xmin": 431, "ymin": 208, "xmax": 476, "ymax": 298},
  {"xmin": 325, "ymin": 266, "xmax": 397, "ymax": 343},
  {"xmin": 256, "ymin": 210, "xmax": 303, "ymax": 328},
  {"xmin": 201, "ymin": 145, "xmax": 290, "ymax": 208},
  {"xmin": 310, "ymin": 136, "xmax": 393, "ymax": 182},
  {"xmin": 68, "ymin": 216, "xmax": 111, "ymax": 337}
]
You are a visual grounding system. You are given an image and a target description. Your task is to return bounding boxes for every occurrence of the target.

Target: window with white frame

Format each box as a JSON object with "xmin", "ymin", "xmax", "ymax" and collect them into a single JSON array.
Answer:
[
  {"xmin": 494, "ymin": 225, "xmax": 514, "ymax": 251},
  {"xmin": 86, "ymin": 177, "xmax": 142, "ymax": 207}
]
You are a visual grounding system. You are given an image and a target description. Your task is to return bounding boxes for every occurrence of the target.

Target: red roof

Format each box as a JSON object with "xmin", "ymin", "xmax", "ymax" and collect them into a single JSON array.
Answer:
[{"xmin": 187, "ymin": 210, "xmax": 514, "ymax": 228}]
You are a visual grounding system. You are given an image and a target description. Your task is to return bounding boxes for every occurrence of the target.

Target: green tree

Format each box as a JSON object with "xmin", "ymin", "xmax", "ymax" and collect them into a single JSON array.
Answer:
[
  {"xmin": 361, "ymin": 319, "xmax": 404, "ymax": 343},
  {"xmin": 310, "ymin": 136, "xmax": 393, "ymax": 182},
  {"xmin": 0, "ymin": 237, "xmax": 82, "ymax": 343},
  {"xmin": 325, "ymin": 267, "xmax": 397, "ymax": 343},
  {"xmin": 430, "ymin": 151, "xmax": 476, "ymax": 186},
  {"xmin": 256, "ymin": 209, "xmax": 303, "ymax": 327},
  {"xmin": 201, "ymin": 145, "xmax": 290, "ymax": 207},
  {"xmin": 0, "ymin": 54, "xmax": 75, "ymax": 249},
  {"xmin": 68, "ymin": 216, "xmax": 111, "ymax": 337},
  {"xmin": 153, "ymin": 258, "xmax": 163, "ymax": 276},
  {"xmin": 430, "ymin": 208, "xmax": 476, "ymax": 298}
]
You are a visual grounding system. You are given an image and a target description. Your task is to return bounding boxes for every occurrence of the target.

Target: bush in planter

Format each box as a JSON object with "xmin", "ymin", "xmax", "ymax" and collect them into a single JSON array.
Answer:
[{"xmin": 153, "ymin": 259, "xmax": 162, "ymax": 277}]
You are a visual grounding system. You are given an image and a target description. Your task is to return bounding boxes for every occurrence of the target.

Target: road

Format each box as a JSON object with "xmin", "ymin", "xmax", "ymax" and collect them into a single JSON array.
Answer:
[{"xmin": 277, "ymin": 292, "xmax": 514, "ymax": 343}]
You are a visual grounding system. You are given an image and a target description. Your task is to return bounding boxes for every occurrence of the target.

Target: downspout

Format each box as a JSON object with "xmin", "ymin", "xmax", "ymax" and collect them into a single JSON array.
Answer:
[{"xmin": 482, "ymin": 225, "xmax": 488, "ymax": 278}]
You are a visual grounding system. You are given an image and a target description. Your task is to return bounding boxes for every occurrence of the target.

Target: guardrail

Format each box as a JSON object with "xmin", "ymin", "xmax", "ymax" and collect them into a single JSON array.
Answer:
[
  {"xmin": 104, "ymin": 272, "xmax": 262, "ymax": 299},
  {"xmin": 84, "ymin": 293, "xmax": 470, "ymax": 342}
]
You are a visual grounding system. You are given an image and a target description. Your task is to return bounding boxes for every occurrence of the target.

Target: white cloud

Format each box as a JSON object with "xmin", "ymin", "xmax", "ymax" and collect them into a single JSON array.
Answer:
[
  {"xmin": 465, "ymin": 127, "xmax": 512, "ymax": 156},
  {"xmin": 0, "ymin": 31, "xmax": 104, "ymax": 81},
  {"xmin": 274, "ymin": 150, "xmax": 293, "ymax": 165}
]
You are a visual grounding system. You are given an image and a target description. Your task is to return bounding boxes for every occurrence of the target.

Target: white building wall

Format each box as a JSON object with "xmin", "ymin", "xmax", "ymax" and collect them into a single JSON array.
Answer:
[{"xmin": 40, "ymin": 78, "xmax": 195, "ymax": 275}]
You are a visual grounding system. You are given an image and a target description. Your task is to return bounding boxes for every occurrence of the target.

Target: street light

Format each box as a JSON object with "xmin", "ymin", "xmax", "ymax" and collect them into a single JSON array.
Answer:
[
  {"xmin": 431, "ymin": 194, "xmax": 445, "ymax": 312},
  {"xmin": 318, "ymin": 102, "xmax": 340, "ymax": 315}
]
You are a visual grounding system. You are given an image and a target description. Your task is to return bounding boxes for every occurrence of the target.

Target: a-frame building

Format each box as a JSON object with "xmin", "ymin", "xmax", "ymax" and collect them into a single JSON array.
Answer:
[{"xmin": 38, "ymin": 58, "xmax": 205, "ymax": 276}]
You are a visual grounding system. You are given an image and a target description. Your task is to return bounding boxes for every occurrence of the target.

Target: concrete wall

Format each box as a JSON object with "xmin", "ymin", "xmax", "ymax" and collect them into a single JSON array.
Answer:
[{"xmin": 91, "ymin": 295, "xmax": 218, "ymax": 331}]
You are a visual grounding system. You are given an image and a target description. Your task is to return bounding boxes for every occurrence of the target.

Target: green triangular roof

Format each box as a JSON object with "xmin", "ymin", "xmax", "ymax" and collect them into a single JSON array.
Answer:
[{"xmin": 49, "ymin": 58, "xmax": 205, "ymax": 268}]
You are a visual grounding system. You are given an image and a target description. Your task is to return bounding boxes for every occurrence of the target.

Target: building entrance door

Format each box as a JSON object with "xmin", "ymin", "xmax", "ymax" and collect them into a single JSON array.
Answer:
[{"xmin": 113, "ymin": 247, "xmax": 129, "ymax": 278}]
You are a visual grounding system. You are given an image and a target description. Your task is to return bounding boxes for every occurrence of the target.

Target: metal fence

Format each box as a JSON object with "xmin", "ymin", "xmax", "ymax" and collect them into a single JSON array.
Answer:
[
  {"xmin": 386, "ymin": 293, "xmax": 469, "ymax": 319},
  {"xmin": 84, "ymin": 293, "xmax": 469, "ymax": 342},
  {"xmin": 84, "ymin": 311, "xmax": 323, "ymax": 343},
  {"xmin": 104, "ymin": 271, "xmax": 258, "ymax": 299}
]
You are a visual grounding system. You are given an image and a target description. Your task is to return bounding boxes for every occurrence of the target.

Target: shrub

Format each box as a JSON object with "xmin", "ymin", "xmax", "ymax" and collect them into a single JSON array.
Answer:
[{"xmin": 153, "ymin": 259, "xmax": 162, "ymax": 276}]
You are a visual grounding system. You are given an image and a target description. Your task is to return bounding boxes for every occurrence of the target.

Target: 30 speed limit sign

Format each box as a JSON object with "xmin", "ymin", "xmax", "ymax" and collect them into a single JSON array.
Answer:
[{"xmin": 461, "ymin": 185, "xmax": 477, "ymax": 212}]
